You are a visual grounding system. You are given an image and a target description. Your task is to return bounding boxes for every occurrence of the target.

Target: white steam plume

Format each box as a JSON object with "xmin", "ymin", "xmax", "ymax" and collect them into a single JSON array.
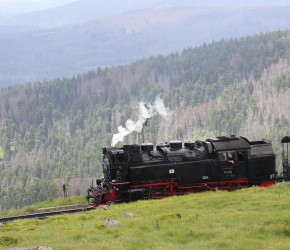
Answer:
[{"xmin": 111, "ymin": 97, "xmax": 170, "ymax": 147}]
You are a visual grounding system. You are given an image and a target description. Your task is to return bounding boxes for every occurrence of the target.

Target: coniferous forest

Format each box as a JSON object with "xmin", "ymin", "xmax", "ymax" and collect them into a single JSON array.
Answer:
[{"xmin": 0, "ymin": 30, "xmax": 289, "ymax": 211}]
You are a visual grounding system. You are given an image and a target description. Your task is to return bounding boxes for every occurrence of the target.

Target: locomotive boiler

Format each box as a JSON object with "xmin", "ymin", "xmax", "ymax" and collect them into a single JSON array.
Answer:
[{"xmin": 87, "ymin": 135, "xmax": 287, "ymax": 205}]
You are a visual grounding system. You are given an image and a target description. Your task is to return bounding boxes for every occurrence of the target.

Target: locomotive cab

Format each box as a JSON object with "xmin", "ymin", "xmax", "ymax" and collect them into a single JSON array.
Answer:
[
  {"xmin": 207, "ymin": 136, "xmax": 251, "ymax": 181},
  {"xmin": 217, "ymin": 150, "xmax": 248, "ymax": 180}
]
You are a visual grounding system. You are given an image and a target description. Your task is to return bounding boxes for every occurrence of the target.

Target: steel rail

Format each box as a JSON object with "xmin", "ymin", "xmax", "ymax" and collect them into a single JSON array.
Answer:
[{"xmin": 0, "ymin": 206, "xmax": 94, "ymax": 223}]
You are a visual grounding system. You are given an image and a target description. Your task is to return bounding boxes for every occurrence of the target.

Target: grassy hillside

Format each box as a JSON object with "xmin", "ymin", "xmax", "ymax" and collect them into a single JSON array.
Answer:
[{"xmin": 1, "ymin": 183, "xmax": 290, "ymax": 250}]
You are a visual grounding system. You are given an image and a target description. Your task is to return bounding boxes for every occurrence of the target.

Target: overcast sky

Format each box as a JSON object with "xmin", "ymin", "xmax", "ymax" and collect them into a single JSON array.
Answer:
[
  {"xmin": 0, "ymin": 0, "xmax": 76, "ymax": 3},
  {"xmin": 0, "ymin": 0, "xmax": 77, "ymax": 13},
  {"xmin": 1, "ymin": 0, "xmax": 290, "ymax": 14}
]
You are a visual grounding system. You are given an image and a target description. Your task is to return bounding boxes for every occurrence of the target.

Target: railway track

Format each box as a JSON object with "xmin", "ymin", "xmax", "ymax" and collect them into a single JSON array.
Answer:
[{"xmin": 0, "ymin": 204, "xmax": 95, "ymax": 223}]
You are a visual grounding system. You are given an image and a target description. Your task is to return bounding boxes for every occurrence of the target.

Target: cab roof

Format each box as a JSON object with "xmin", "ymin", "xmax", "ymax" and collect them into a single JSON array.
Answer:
[{"xmin": 206, "ymin": 136, "xmax": 250, "ymax": 151}]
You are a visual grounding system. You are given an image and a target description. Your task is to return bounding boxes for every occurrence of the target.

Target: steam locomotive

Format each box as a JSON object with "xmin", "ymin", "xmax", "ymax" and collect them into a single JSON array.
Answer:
[{"xmin": 86, "ymin": 135, "xmax": 290, "ymax": 205}]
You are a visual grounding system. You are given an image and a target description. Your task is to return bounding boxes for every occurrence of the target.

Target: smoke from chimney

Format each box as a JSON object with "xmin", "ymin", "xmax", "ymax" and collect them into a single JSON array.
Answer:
[{"xmin": 111, "ymin": 97, "xmax": 170, "ymax": 147}]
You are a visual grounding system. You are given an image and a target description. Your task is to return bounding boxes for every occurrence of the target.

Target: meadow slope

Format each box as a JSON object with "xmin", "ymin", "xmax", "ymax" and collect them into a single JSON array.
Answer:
[{"xmin": 1, "ymin": 183, "xmax": 290, "ymax": 250}]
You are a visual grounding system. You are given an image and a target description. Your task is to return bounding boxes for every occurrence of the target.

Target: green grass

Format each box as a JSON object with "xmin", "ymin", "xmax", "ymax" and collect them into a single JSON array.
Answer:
[{"xmin": 1, "ymin": 183, "xmax": 290, "ymax": 249}]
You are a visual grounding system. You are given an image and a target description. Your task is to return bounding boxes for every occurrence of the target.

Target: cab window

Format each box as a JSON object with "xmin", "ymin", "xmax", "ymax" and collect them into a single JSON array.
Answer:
[
  {"xmin": 218, "ymin": 151, "xmax": 236, "ymax": 164},
  {"xmin": 238, "ymin": 151, "xmax": 247, "ymax": 162},
  {"xmin": 218, "ymin": 152, "xmax": 227, "ymax": 161}
]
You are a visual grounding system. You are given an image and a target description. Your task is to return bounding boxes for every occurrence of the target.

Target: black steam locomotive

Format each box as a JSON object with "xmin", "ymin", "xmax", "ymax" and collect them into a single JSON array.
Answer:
[{"xmin": 87, "ymin": 135, "xmax": 290, "ymax": 205}]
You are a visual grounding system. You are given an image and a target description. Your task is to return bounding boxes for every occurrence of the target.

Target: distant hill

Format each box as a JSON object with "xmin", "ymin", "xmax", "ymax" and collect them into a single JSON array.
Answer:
[
  {"xmin": 1, "ymin": 0, "xmax": 290, "ymax": 27},
  {"xmin": 1, "ymin": 6, "xmax": 290, "ymax": 87}
]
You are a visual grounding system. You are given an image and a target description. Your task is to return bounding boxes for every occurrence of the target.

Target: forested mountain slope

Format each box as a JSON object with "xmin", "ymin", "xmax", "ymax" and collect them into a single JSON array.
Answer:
[{"xmin": 0, "ymin": 30, "xmax": 289, "ymax": 211}]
